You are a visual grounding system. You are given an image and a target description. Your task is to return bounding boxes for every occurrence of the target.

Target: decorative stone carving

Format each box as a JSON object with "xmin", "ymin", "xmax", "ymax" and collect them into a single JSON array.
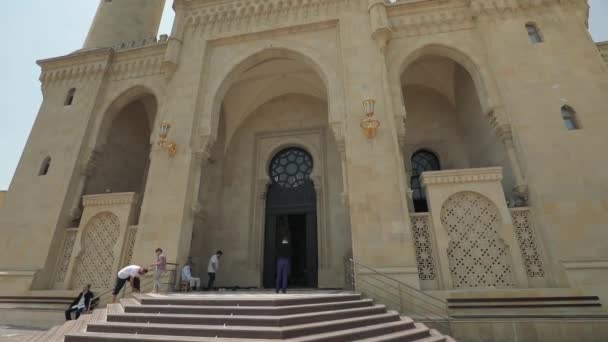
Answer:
[
  {"xmin": 122, "ymin": 226, "xmax": 138, "ymax": 267},
  {"xmin": 368, "ymin": 0, "xmax": 392, "ymax": 52},
  {"xmin": 82, "ymin": 193, "xmax": 141, "ymax": 207},
  {"xmin": 72, "ymin": 212, "xmax": 121, "ymax": 290},
  {"xmin": 421, "ymin": 167, "xmax": 503, "ymax": 186},
  {"xmin": 410, "ymin": 214, "xmax": 437, "ymax": 280},
  {"xmin": 80, "ymin": 148, "xmax": 101, "ymax": 177},
  {"xmin": 441, "ymin": 192, "xmax": 515, "ymax": 288},
  {"xmin": 511, "ymin": 209, "xmax": 545, "ymax": 278},
  {"xmin": 54, "ymin": 229, "xmax": 78, "ymax": 283}
]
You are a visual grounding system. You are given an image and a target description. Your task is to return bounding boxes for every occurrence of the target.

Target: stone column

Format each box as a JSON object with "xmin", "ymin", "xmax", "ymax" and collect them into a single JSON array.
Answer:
[
  {"xmin": 338, "ymin": 8, "xmax": 419, "ymax": 287},
  {"xmin": 249, "ymin": 178, "xmax": 270, "ymax": 286},
  {"xmin": 488, "ymin": 107, "xmax": 529, "ymax": 206}
]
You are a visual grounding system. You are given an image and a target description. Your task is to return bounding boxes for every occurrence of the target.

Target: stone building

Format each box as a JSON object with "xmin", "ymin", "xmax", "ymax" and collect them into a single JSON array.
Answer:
[{"xmin": 1, "ymin": 0, "xmax": 608, "ymax": 337}]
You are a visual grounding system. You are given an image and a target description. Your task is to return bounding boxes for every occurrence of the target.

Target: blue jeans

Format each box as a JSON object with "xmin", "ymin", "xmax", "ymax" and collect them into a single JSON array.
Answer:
[{"xmin": 276, "ymin": 258, "xmax": 290, "ymax": 293}]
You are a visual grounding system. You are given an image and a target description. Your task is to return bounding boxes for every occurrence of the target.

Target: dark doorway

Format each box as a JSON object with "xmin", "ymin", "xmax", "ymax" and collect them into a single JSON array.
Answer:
[{"xmin": 263, "ymin": 148, "xmax": 318, "ymax": 288}]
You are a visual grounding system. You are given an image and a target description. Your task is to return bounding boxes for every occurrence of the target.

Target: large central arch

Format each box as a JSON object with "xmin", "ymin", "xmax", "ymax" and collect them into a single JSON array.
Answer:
[{"xmin": 200, "ymin": 43, "xmax": 346, "ymax": 147}]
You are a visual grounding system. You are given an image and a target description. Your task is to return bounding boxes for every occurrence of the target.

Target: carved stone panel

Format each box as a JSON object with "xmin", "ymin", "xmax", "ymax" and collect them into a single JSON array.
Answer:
[
  {"xmin": 72, "ymin": 212, "xmax": 120, "ymax": 291},
  {"xmin": 441, "ymin": 192, "xmax": 514, "ymax": 288}
]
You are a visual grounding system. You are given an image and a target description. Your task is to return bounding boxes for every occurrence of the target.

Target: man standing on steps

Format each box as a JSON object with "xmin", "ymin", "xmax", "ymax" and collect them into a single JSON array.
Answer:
[
  {"xmin": 65, "ymin": 284, "xmax": 94, "ymax": 320},
  {"xmin": 206, "ymin": 250, "xmax": 223, "ymax": 290},
  {"xmin": 112, "ymin": 265, "xmax": 148, "ymax": 303},
  {"xmin": 276, "ymin": 236, "xmax": 292, "ymax": 294},
  {"xmin": 150, "ymin": 248, "xmax": 167, "ymax": 293}
]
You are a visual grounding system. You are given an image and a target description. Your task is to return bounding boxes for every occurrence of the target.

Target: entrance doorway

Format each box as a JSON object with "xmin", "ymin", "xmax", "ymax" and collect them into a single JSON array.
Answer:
[{"xmin": 263, "ymin": 148, "xmax": 318, "ymax": 288}]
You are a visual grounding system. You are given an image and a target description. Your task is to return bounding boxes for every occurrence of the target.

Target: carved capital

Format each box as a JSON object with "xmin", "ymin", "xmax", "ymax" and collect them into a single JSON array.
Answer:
[
  {"xmin": 194, "ymin": 134, "xmax": 214, "ymax": 166},
  {"xmin": 511, "ymin": 184, "xmax": 530, "ymax": 207},
  {"xmin": 80, "ymin": 148, "xmax": 101, "ymax": 176},
  {"xmin": 256, "ymin": 179, "xmax": 271, "ymax": 200},
  {"xmin": 487, "ymin": 107, "xmax": 514, "ymax": 145},
  {"xmin": 67, "ymin": 207, "xmax": 83, "ymax": 221},
  {"xmin": 192, "ymin": 202, "xmax": 207, "ymax": 221},
  {"xmin": 340, "ymin": 191, "xmax": 350, "ymax": 208},
  {"xmin": 369, "ymin": 0, "xmax": 392, "ymax": 53},
  {"xmin": 395, "ymin": 115, "xmax": 407, "ymax": 151}
]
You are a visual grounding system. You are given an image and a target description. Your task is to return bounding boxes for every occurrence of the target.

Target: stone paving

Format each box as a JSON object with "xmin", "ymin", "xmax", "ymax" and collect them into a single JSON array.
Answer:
[{"xmin": 0, "ymin": 326, "xmax": 43, "ymax": 342}]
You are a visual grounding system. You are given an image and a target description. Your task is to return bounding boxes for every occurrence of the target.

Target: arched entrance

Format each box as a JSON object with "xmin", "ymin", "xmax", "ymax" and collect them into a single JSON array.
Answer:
[{"xmin": 263, "ymin": 147, "xmax": 318, "ymax": 288}]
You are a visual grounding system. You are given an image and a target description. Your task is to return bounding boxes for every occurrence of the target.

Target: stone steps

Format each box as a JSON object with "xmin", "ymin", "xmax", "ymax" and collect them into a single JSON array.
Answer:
[
  {"xmin": 108, "ymin": 304, "xmax": 388, "ymax": 326},
  {"xmin": 58, "ymin": 292, "xmax": 452, "ymax": 341},
  {"xmin": 124, "ymin": 299, "xmax": 375, "ymax": 316},
  {"xmin": 447, "ymin": 295, "xmax": 607, "ymax": 318}
]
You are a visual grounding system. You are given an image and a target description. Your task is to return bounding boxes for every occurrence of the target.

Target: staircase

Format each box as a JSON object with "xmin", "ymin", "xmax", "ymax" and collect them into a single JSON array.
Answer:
[{"xmin": 35, "ymin": 292, "xmax": 454, "ymax": 341}]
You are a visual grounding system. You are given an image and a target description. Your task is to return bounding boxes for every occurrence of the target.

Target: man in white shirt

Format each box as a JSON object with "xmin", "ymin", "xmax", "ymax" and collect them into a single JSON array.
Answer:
[
  {"xmin": 206, "ymin": 250, "xmax": 223, "ymax": 290},
  {"xmin": 181, "ymin": 260, "xmax": 201, "ymax": 291},
  {"xmin": 112, "ymin": 265, "xmax": 148, "ymax": 303}
]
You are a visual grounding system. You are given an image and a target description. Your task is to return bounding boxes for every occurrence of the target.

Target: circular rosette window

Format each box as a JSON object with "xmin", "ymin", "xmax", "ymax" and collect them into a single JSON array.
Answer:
[{"xmin": 269, "ymin": 148, "xmax": 313, "ymax": 189}]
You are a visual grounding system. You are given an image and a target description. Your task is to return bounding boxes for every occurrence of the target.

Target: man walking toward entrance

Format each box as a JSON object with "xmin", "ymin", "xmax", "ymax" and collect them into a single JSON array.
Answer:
[
  {"xmin": 206, "ymin": 250, "xmax": 223, "ymax": 290},
  {"xmin": 150, "ymin": 248, "xmax": 166, "ymax": 293},
  {"xmin": 276, "ymin": 236, "xmax": 292, "ymax": 294}
]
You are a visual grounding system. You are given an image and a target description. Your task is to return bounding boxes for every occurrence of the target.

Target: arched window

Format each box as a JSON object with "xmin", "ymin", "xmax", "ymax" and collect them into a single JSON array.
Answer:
[
  {"xmin": 64, "ymin": 88, "xmax": 76, "ymax": 106},
  {"xmin": 526, "ymin": 23, "xmax": 543, "ymax": 44},
  {"xmin": 561, "ymin": 105, "xmax": 580, "ymax": 130},
  {"xmin": 410, "ymin": 150, "xmax": 440, "ymax": 212},
  {"xmin": 39, "ymin": 156, "xmax": 51, "ymax": 176}
]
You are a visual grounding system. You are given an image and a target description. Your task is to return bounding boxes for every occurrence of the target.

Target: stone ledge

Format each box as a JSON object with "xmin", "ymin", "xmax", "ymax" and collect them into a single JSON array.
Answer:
[
  {"xmin": 82, "ymin": 192, "xmax": 141, "ymax": 207},
  {"xmin": 420, "ymin": 167, "xmax": 503, "ymax": 186}
]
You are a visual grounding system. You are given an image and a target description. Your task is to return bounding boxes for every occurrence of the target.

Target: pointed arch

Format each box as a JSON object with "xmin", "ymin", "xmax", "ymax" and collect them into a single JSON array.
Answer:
[{"xmin": 203, "ymin": 44, "xmax": 344, "ymax": 145}]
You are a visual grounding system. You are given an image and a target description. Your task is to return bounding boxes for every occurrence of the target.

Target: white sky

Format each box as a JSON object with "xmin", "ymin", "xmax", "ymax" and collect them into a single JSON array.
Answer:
[{"xmin": 0, "ymin": 1, "xmax": 607, "ymax": 190}]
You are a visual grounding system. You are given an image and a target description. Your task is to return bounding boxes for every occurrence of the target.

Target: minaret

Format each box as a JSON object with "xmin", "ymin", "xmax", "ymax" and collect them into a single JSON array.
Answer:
[{"xmin": 83, "ymin": 0, "xmax": 166, "ymax": 50}]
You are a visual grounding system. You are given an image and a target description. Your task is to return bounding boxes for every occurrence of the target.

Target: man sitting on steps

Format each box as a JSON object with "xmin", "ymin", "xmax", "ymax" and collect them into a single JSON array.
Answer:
[
  {"xmin": 181, "ymin": 260, "xmax": 201, "ymax": 291},
  {"xmin": 65, "ymin": 284, "xmax": 94, "ymax": 321}
]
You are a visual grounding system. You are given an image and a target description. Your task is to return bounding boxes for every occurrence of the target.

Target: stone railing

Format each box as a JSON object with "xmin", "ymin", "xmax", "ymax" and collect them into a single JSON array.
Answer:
[
  {"xmin": 122, "ymin": 226, "xmax": 138, "ymax": 267},
  {"xmin": 410, "ymin": 213, "xmax": 437, "ymax": 281},
  {"xmin": 53, "ymin": 227, "xmax": 78, "ymax": 285},
  {"xmin": 113, "ymin": 34, "xmax": 169, "ymax": 52},
  {"xmin": 510, "ymin": 207, "xmax": 545, "ymax": 278}
]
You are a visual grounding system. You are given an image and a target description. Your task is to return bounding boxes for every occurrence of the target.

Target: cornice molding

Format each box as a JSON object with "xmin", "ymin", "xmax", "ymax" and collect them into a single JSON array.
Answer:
[
  {"xmin": 38, "ymin": 50, "xmax": 112, "ymax": 87},
  {"xmin": 109, "ymin": 46, "xmax": 167, "ymax": 81},
  {"xmin": 182, "ymin": 0, "xmax": 363, "ymax": 37},
  {"xmin": 421, "ymin": 167, "xmax": 503, "ymax": 186},
  {"xmin": 387, "ymin": 0, "xmax": 473, "ymax": 37},
  {"xmin": 82, "ymin": 192, "xmax": 141, "ymax": 207},
  {"xmin": 386, "ymin": 0, "xmax": 588, "ymax": 37},
  {"xmin": 469, "ymin": 0, "xmax": 588, "ymax": 18}
]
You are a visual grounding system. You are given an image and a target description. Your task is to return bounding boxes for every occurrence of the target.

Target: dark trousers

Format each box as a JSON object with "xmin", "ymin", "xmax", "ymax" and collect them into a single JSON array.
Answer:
[
  {"xmin": 65, "ymin": 307, "xmax": 84, "ymax": 321},
  {"xmin": 276, "ymin": 258, "xmax": 290, "ymax": 293},
  {"xmin": 207, "ymin": 272, "xmax": 216, "ymax": 290}
]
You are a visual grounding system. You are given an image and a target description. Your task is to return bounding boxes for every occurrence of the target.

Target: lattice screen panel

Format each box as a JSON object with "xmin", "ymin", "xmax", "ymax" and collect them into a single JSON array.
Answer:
[
  {"xmin": 73, "ymin": 212, "xmax": 120, "ymax": 291},
  {"xmin": 511, "ymin": 209, "xmax": 545, "ymax": 277},
  {"xmin": 411, "ymin": 214, "xmax": 437, "ymax": 280},
  {"xmin": 123, "ymin": 227, "xmax": 138, "ymax": 267},
  {"xmin": 441, "ymin": 192, "xmax": 514, "ymax": 288},
  {"xmin": 54, "ymin": 229, "xmax": 77, "ymax": 283}
]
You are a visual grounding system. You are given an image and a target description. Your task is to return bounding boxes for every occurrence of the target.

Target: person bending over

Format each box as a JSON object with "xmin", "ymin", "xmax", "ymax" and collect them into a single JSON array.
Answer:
[{"xmin": 112, "ymin": 265, "xmax": 148, "ymax": 303}]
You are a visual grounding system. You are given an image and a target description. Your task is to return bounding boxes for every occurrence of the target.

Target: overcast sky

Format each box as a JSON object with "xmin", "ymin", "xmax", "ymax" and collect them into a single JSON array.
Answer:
[{"xmin": 0, "ymin": 1, "xmax": 607, "ymax": 190}]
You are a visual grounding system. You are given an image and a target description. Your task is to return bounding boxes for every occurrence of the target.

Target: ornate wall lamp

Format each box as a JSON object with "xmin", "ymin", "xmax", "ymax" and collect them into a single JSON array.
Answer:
[
  {"xmin": 158, "ymin": 121, "xmax": 177, "ymax": 157},
  {"xmin": 360, "ymin": 99, "xmax": 380, "ymax": 139}
]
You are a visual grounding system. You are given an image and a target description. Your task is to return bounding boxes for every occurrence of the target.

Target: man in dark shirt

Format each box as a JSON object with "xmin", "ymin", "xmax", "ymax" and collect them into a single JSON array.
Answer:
[
  {"xmin": 276, "ymin": 236, "xmax": 292, "ymax": 294},
  {"xmin": 65, "ymin": 284, "xmax": 94, "ymax": 320}
]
